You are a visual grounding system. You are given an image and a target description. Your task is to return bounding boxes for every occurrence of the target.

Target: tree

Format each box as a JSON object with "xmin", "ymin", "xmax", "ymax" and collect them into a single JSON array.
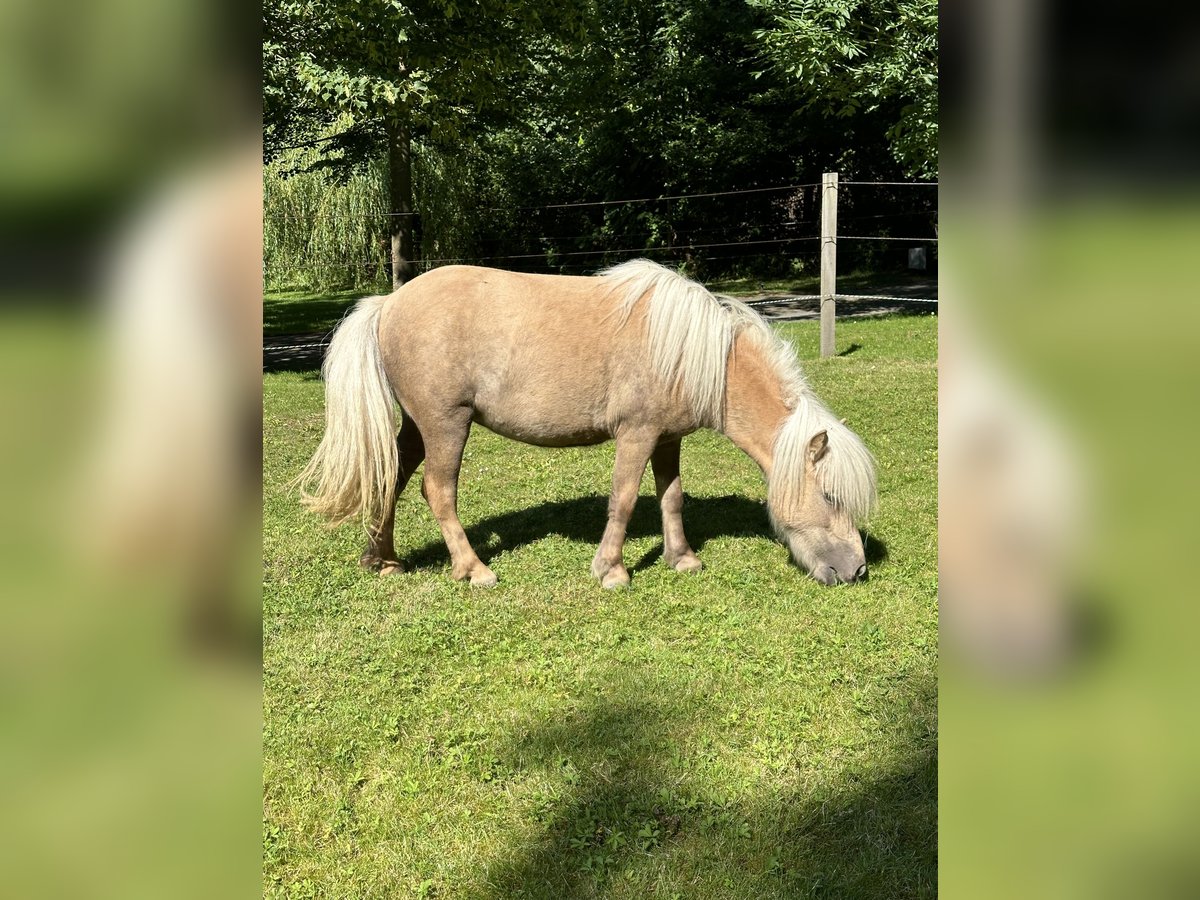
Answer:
[
  {"xmin": 263, "ymin": 0, "xmax": 587, "ymax": 286},
  {"xmin": 456, "ymin": 0, "xmax": 913, "ymax": 277},
  {"xmin": 264, "ymin": 0, "xmax": 938, "ymax": 288},
  {"xmin": 750, "ymin": 0, "xmax": 938, "ymax": 177}
]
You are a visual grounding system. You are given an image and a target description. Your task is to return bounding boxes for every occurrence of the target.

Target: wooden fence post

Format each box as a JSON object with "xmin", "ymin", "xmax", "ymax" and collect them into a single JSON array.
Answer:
[{"xmin": 820, "ymin": 171, "xmax": 838, "ymax": 358}]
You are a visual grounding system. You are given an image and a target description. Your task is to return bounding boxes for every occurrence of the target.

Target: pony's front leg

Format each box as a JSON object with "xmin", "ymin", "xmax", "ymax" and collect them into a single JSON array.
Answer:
[
  {"xmin": 591, "ymin": 431, "xmax": 658, "ymax": 588},
  {"xmin": 651, "ymin": 438, "xmax": 703, "ymax": 573}
]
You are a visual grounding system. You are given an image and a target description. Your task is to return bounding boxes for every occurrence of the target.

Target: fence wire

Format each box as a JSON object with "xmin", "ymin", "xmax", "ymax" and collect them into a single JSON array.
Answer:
[{"xmin": 265, "ymin": 177, "xmax": 939, "ymax": 305}]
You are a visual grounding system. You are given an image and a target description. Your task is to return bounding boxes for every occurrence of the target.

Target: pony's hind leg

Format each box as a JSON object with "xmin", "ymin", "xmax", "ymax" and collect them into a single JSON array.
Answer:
[
  {"xmin": 360, "ymin": 414, "xmax": 425, "ymax": 575},
  {"xmin": 419, "ymin": 409, "xmax": 497, "ymax": 587},
  {"xmin": 651, "ymin": 438, "xmax": 703, "ymax": 573},
  {"xmin": 591, "ymin": 429, "xmax": 659, "ymax": 588}
]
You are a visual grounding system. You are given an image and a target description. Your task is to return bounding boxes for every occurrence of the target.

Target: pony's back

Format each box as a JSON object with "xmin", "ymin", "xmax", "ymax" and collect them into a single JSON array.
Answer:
[{"xmin": 376, "ymin": 264, "xmax": 704, "ymax": 446}]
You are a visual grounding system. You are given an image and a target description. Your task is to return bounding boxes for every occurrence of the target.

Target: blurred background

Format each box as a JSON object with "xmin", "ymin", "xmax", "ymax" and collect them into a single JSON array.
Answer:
[
  {"xmin": 942, "ymin": 0, "xmax": 1200, "ymax": 897},
  {"xmin": 0, "ymin": 0, "xmax": 260, "ymax": 896}
]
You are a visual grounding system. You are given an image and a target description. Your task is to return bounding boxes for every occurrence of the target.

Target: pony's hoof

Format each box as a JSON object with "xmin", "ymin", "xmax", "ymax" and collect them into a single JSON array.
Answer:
[
  {"xmin": 601, "ymin": 568, "xmax": 631, "ymax": 589},
  {"xmin": 360, "ymin": 554, "xmax": 401, "ymax": 574},
  {"xmin": 670, "ymin": 555, "xmax": 704, "ymax": 573},
  {"xmin": 470, "ymin": 568, "xmax": 499, "ymax": 588}
]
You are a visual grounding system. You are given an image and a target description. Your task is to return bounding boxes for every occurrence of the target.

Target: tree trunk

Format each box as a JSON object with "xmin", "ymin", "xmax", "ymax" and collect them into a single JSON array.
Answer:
[{"xmin": 387, "ymin": 113, "xmax": 416, "ymax": 288}]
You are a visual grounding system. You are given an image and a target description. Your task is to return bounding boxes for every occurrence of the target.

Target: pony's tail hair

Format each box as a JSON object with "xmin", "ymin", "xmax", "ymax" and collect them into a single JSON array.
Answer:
[{"xmin": 293, "ymin": 295, "xmax": 397, "ymax": 528}]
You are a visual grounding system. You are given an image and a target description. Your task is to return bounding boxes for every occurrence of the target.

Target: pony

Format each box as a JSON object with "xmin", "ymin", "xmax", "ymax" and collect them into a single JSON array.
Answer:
[{"xmin": 296, "ymin": 259, "xmax": 876, "ymax": 587}]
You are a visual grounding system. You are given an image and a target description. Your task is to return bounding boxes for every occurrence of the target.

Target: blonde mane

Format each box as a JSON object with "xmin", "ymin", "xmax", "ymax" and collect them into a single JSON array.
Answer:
[
  {"xmin": 601, "ymin": 259, "xmax": 877, "ymax": 522},
  {"xmin": 601, "ymin": 259, "xmax": 734, "ymax": 428}
]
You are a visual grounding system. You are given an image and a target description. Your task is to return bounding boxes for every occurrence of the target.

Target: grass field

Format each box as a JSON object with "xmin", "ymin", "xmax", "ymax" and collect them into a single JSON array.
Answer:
[{"xmin": 263, "ymin": 312, "xmax": 937, "ymax": 899}]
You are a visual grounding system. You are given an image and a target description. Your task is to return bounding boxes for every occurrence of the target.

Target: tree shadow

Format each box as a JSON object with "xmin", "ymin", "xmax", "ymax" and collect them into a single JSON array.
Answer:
[
  {"xmin": 481, "ymin": 676, "xmax": 936, "ymax": 898},
  {"xmin": 399, "ymin": 494, "xmax": 888, "ymax": 574},
  {"xmin": 263, "ymin": 293, "xmax": 366, "ymax": 335}
]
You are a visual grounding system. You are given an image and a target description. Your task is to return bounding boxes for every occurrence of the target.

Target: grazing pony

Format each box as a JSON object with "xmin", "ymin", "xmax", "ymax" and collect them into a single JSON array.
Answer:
[{"xmin": 296, "ymin": 260, "xmax": 876, "ymax": 587}]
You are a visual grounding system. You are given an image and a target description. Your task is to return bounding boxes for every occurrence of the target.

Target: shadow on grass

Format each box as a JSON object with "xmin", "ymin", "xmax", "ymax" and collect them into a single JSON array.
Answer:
[
  {"xmin": 400, "ymin": 494, "xmax": 888, "ymax": 574},
  {"xmin": 262, "ymin": 354, "xmax": 327, "ymax": 377},
  {"xmin": 482, "ymin": 677, "xmax": 936, "ymax": 898},
  {"xmin": 263, "ymin": 290, "xmax": 370, "ymax": 337}
]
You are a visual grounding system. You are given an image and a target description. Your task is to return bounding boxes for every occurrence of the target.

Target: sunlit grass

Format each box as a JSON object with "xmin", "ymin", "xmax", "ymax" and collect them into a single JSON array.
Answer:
[{"xmin": 263, "ymin": 314, "xmax": 937, "ymax": 899}]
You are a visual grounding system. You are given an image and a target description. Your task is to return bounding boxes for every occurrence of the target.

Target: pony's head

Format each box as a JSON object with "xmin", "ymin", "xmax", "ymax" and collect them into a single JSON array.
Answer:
[{"xmin": 767, "ymin": 405, "xmax": 877, "ymax": 585}]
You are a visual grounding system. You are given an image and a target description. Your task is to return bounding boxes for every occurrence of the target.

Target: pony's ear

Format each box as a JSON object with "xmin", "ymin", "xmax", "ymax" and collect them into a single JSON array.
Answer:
[{"xmin": 808, "ymin": 430, "xmax": 829, "ymax": 462}]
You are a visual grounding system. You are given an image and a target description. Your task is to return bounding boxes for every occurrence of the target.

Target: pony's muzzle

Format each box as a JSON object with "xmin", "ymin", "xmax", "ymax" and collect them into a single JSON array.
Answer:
[{"xmin": 819, "ymin": 561, "xmax": 868, "ymax": 585}]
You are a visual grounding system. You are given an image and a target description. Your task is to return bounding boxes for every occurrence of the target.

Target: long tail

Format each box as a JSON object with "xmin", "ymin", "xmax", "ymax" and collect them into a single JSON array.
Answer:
[{"xmin": 294, "ymin": 295, "xmax": 397, "ymax": 528}]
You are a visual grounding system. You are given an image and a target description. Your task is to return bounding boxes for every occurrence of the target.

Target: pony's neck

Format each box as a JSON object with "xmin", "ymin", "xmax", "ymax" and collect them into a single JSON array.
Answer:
[{"xmin": 720, "ymin": 332, "xmax": 791, "ymax": 475}]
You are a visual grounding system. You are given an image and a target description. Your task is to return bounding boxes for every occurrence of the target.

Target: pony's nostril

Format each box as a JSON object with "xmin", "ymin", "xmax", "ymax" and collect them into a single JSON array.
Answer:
[
  {"xmin": 826, "ymin": 566, "xmax": 841, "ymax": 585},
  {"xmin": 853, "ymin": 563, "xmax": 867, "ymax": 582}
]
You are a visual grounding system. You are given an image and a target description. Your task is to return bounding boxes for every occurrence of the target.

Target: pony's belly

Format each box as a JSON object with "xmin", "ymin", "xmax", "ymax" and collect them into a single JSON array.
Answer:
[
  {"xmin": 473, "ymin": 409, "xmax": 610, "ymax": 447},
  {"xmin": 470, "ymin": 408, "xmax": 609, "ymax": 448}
]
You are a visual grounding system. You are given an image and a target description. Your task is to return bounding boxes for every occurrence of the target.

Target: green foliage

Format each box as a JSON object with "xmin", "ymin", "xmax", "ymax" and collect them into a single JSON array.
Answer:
[
  {"xmin": 264, "ymin": 141, "xmax": 484, "ymax": 292},
  {"xmin": 265, "ymin": 0, "xmax": 592, "ymax": 285},
  {"xmin": 751, "ymin": 0, "xmax": 938, "ymax": 177},
  {"xmin": 264, "ymin": 152, "xmax": 390, "ymax": 292},
  {"xmin": 263, "ymin": 314, "xmax": 937, "ymax": 897},
  {"xmin": 264, "ymin": 0, "xmax": 588, "ymax": 167},
  {"xmin": 263, "ymin": 0, "xmax": 939, "ymax": 286},
  {"xmin": 412, "ymin": 144, "xmax": 482, "ymax": 265}
]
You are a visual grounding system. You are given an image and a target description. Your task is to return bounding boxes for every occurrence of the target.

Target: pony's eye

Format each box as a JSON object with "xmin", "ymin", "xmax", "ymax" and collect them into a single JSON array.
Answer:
[{"xmin": 823, "ymin": 492, "xmax": 837, "ymax": 506}]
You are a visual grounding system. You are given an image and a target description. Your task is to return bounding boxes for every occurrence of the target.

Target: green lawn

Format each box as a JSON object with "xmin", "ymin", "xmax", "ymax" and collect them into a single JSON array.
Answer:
[
  {"xmin": 263, "ymin": 314, "xmax": 937, "ymax": 899},
  {"xmin": 264, "ymin": 287, "xmax": 375, "ymax": 337}
]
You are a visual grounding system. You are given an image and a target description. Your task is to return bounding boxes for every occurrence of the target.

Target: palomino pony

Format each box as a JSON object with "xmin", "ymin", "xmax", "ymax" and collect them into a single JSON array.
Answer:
[{"xmin": 297, "ymin": 260, "xmax": 876, "ymax": 587}]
